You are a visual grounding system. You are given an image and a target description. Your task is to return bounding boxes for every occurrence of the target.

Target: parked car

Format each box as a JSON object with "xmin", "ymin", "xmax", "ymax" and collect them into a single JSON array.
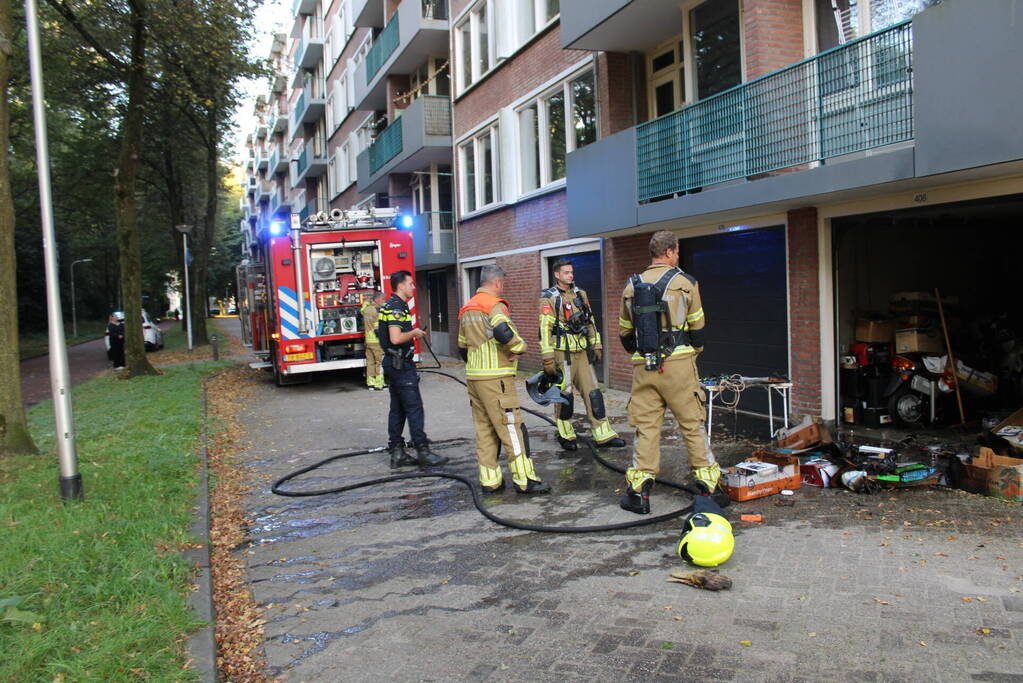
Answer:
[{"xmin": 104, "ymin": 310, "xmax": 164, "ymax": 352}]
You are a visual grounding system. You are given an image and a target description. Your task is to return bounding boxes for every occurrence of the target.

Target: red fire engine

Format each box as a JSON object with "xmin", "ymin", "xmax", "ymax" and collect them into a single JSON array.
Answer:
[{"xmin": 237, "ymin": 208, "xmax": 419, "ymax": 386}]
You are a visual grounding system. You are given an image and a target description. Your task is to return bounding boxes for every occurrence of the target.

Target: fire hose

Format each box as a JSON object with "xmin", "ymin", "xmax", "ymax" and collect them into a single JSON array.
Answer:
[{"xmin": 271, "ymin": 336, "xmax": 700, "ymax": 534}]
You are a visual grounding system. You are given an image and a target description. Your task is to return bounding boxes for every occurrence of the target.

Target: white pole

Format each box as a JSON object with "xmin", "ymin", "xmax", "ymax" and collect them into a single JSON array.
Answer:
[
  {"xmin": 183, "ymin": 233, "xmax": 193, "ymax": 352},
  {"xmin": 24, "ymin": 0, "xmax": 82, "ymax": 501}
]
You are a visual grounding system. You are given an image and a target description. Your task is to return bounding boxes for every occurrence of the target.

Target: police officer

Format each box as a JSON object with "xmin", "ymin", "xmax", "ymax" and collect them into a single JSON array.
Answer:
[
  {"xmin": 458, "ymin": 265, "xmax": 550, "ymax": 494},
  {"xmin": 379, "ymin": 270, "xmax": 449, "ymax": 469},
  {"xmin": 539, "ymin": 259, "xmax": 625, "ymax": 451},
  {"xmin": 617, "ymin": 230, "xmax": 724, "ymax": 514},
  {"xmin": 360, "ymin": 291, "xmax": 386, "ymax": 390}
]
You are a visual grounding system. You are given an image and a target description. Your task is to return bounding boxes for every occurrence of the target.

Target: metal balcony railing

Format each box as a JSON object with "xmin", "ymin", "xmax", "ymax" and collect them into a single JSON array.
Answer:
[
  {"xmin": 368, "ymin": 118, "xmax": 403, "ymax": 174},
  {"xmin": 637, "ymin": 21, "xmax": 914, "ymax": 202},
  {"xmin": 423, "ymin": 94, "xmax": 451, "ymax": 135},
  {"xmin": 366, "ymin": 12, "xmax": 399, "ymax": 83}
]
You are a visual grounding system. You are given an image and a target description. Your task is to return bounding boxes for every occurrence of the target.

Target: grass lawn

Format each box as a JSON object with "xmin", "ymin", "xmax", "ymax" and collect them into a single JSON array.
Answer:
[
  {"xmin": 0, "ymin": 362, "xmax": 232, "ymax": 682},
  {"xmin": 19, "ymin": 319, "xmax": 109, "ymax": 361}
]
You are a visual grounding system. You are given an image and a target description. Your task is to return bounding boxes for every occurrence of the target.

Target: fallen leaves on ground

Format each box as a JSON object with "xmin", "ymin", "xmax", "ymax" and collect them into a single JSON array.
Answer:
[{"xmin": 207, "ymin": 365, "xmax": 275, "ymax": 683}]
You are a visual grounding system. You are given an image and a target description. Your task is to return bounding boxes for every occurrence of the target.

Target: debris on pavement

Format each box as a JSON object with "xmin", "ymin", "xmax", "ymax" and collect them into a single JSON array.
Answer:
[{"xmin": 667, "ymin": 569, "xmax": 733, "ymax": 591}]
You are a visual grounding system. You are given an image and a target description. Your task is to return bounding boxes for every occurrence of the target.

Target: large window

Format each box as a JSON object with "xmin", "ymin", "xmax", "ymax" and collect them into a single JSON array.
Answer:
[
  {"xmin": 517, "ymin": 69, "xmax": 596, "ymax": 194},
  {"xmin": 455, "ymin": 1, "xmax": 495, "ymax": 92},
  {"xmin": 458, "ymin": 125, "xmax": 499, "ymax": 214},
  {"xmin": 816, "ymin": 0, "xmax": 938, "ymax": 50}
]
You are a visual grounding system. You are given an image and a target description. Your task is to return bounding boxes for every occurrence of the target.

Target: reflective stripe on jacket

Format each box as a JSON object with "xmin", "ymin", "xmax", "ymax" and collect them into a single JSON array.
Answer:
[{"xmin": 458, "ymin": 288, "xmax": 526, "ymax": 380}]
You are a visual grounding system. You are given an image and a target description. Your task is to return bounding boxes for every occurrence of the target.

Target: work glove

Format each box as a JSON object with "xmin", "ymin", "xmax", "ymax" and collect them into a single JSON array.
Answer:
[
  {"xmin": 542, "ymin": 357, "xmax": 558, "ymax": 378},
  {"xmin": 591, "ymin": 348, "xmax": 602, "ymax": 363}
]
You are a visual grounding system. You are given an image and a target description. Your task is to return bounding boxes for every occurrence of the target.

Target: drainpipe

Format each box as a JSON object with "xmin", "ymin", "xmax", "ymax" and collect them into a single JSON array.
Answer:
[{"xmin": 290, "ymin": 213, "xmax": 308, "ymax": 334}]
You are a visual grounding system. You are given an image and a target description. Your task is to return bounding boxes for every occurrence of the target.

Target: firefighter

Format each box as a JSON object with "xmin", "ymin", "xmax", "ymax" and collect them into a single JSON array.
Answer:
[
  {"xmin": 458, "ymin": 265, "xmax": 550, "ymax": 494},
  {"xmin": 360, "ymin": 291, "xmax": 386, "ymax": 390},
  {"xmin": 379, "ymin": 270, "xmax": 449, "ymax": 469},
  {"xmin": 539, "ymin": 259, "xmax": 626, "ymax": 451},
  {"xmin": 617, "ymin": 230, "xmax": 724, "ymax": 514}
]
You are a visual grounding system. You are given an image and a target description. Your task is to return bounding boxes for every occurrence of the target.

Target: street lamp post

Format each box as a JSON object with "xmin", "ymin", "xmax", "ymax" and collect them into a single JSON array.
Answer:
[
  {"xmin": 69, "ymin": 258, "xmax": 93, "ymax": 338},
  {"xmin": 24, "ymin": 0, "xmax": 82, "ymax": 501},
  {"xmin": 175, "ymin": 224, "xmax": 194, "ymax": 353}
]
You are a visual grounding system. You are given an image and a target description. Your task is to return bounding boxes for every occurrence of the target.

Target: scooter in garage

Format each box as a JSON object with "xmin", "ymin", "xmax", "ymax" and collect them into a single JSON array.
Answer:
[{"xmin": 884, "ymin": 354, "xmax": 950, "ymax": 427}]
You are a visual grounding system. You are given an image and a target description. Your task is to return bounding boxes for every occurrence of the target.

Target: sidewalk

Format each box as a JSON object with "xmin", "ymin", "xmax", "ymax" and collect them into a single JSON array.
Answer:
[{"xmin": 221, "ymin": 336, "xmax": 1022, "ymax": 681}]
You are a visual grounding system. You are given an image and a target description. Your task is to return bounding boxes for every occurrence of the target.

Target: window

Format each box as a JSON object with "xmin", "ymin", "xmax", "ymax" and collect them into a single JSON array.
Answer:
[
  {"xmin": 458, "ymin": 126, "xmax": 499, "ymax": 213},
  {"xmin": 516, "ymin": 69, "xmax": 597, "ymax": 194},
  {"xmin": 690, "ymin": 0, "xmax": 741, "ymax": 100},
  {"xmin": 816, "ymin": 0, "xmax": 937, "ymax": 51},
  {"xmin": 331, "ymin": 73, "xmax": 349, "ymax": 131},
  {"xmin": 455, "ymin": 1, "xmax": 495, "ymax": 92}
]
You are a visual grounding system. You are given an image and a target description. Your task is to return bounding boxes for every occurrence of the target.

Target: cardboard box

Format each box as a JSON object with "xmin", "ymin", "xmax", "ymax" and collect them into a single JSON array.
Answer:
[
  {"xmin": 895, "ymin": 328, "xmax": 944, "ymax": 354},
  {"xmin": 855, "ymin": 319, "xmax": 896, "ymax": 343},
  {"xmin": 722, "ymin": 450, "xmax": 801, "ymax": 502},
  {"xmin": 954, "ymin": 360, "xmax": 998, "ymax": 396},
  {"xmin": 960, "ymin": 447, "xmax": 1023, "ymax": 502},
  {"xmin": 800, "ymin": 459, "xmax": 839, "ymax": 487},
  {"xmin": 993, "ymin": 408, "xmax": 1023, "ymax": 451}
]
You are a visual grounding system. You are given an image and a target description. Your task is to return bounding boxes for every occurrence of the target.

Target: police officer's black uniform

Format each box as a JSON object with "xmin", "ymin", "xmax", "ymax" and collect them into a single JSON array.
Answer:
[{"xmin": 378, "ymin": 293, "xmax": 447, "ymax": 468}]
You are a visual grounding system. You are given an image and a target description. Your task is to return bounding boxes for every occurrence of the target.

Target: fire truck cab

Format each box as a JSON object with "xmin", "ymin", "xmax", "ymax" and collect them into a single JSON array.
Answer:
[{"xmin": 239, "ymin": 207, "xmax": 418, "ymax": 386}]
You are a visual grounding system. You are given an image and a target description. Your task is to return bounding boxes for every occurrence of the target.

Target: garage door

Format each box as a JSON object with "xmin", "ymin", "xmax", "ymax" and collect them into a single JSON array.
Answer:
[{"xmin": 680, "ymin": 227, "xmax": 789, "ymax": 414}]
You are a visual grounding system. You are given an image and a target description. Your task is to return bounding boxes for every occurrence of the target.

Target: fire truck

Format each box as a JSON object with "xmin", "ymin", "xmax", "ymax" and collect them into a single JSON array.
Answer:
[{"xmin": 237, "ymin": 207, "xmax": 419, "ymax": 386}]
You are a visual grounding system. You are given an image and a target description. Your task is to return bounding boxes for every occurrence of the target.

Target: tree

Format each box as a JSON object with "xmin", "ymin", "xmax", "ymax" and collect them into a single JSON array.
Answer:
[
  {"xmin": 0, "ymin": 0, "xmax": 38, "ymax": 455},
  {"xmin": 45, "ymin": 0, "xmax": 158, "ymax": 376}
]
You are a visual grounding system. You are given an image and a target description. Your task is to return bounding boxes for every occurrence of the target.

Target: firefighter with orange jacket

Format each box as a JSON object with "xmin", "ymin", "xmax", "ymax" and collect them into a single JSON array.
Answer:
[{"xmin": 458, "ymin": 264, "xmax": 550, "ymax": 494}]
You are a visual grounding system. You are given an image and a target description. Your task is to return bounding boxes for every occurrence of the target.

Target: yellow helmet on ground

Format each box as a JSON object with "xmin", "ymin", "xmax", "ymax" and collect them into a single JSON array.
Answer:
[{"xmin": 677, "ymin": 512, "xmax": 734, "ymax": 567}]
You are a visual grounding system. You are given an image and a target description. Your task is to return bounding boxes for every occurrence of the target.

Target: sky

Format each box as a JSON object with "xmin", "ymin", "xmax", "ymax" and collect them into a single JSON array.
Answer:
[{"xmin": 228, "ymin": 0, "xmax": 294, "ymax": 172}]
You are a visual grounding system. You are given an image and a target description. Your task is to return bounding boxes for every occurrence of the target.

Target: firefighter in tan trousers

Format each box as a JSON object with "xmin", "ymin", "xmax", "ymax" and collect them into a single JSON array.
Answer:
[
  {"xmin": 617, "ymin": 230, "xmax": 725, "ymax": 515},
  {"xmin": 458, "ymin": 264, "xmax": 550, "ymax": 494},
  {"xmin": 539, "ymin": 258, "xmax": 626, "ymax": 451},
  {"xmin": 360, "ymin": 292, "xmax": 386, "ymax": 390}
]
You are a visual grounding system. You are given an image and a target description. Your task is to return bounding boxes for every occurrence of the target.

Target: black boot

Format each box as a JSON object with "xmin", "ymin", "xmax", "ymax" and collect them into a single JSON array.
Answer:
[
  {"xmin": 557, "ymin": 435, "xmax": 579, "ymax": 451},
  {"xmin": 685, "ymin": 479, "xmax": 731, "ymax": 509},
  {"xmin": 619, "ymin": 479, "xmax": 653, "ymax": 515},
  {"xmin": 415, "ymin": 443, "xmax": 449, "ymax": 467},
  {"xmin": 481, "ymin": 480, "xmax": 505, "ymax": 494},
  {"xmin": 596, "ymin": 437, "xmax": 627, "ymax": 449},
  {"xmin": 515, "ymin": 479, "xmax": 551, "ymax": 495},
  {"xmin": 389, "ymin": 444, "xmax": 416, "ymax": 469}
]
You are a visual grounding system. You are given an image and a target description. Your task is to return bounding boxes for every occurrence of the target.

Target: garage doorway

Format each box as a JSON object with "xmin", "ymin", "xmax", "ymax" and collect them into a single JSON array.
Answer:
[
  {"xmin": 679, "ymin": 227, "xmax": 789, "ymax": 414},
  {"xmin": 832, "ymin": 194, "xmax": 1023, "ymax": 427}
]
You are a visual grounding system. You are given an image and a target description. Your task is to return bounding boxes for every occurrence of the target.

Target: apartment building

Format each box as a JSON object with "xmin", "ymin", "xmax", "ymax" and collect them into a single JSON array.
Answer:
[{"xmin": 243, "ymin": 0, "xmax": 1023, "ymax": 424}]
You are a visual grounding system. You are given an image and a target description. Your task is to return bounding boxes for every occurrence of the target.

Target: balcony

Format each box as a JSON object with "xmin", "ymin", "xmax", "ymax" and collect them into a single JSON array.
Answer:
[
  {"xmin": 353, "ymin": 0, "xmax": 449, "ymax": 111},
  {"xmin": 246, "ymin": 176, "xmax": 257, "ymax": 196},
  {"xmin": 256, "ymin": 147, "xmax": 268, "ymax": 170},
  {"xmin": 567, "ymin": 1, "xmax": 1023, "ymax": 239},
  {"xmin": 292, "ymin": 138, "xmax": 329, "ymax": 188},
  {"xmin": 294, "ymin": 17, "xmax": 325, "ymax": 70},
  {"xmin": 356, "ymin": 95, "xmax": 452, "ymax": 194},
  {"xmin": 290, "ymin": 82, "xmax": 327, "ymax": 138},
  {"xmin": 561, "ymin": 0, "xmax": 682, "ymax": 53},
  {"xmin": 268, "ymin": 145, "xmax": 289, "ymax": 175},
  {"xmin": 271, "ymin": 100, "xmax": 289, "ymax": 134},
  {"xmin": 353, "ymin": 0, "xmax": 384, "ymax": 28},
  {"xmin": 292, "ymin": 0, "xmax": 315, "ymax": 16},
  {"xmin": 411, "ymin": 211, "xmax": 455, "ymax": 267},
  {"xmin": 256, "ymin": 123, "xmax": 268, "ymax": 140},
  {"xmin": 292, "ymin": 188, "xmax": 307, "ymax": 220},
  {"xmin": 258, "ymin": 180, "xmax": 272, "ymax": 202},
  {"xmin": 270, "ymin": 181, "xmax": 291, "ymax": 215},
  {"xmin": 271, "ymin": 73, "xmax": 287, "ymax": 95}
]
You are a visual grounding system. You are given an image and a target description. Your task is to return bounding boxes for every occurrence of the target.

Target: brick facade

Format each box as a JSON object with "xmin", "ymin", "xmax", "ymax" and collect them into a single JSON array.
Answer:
[
  {"xmin": 597, "ymin": 52, "xmax": 640, "ymax": 138},
  {"xmin": 453, "ymin": 25, "xmax": 590, "ymax": 138},
  {"xmin": 602, "ymin": 233, "xmax": 651, "ymax": 391},
  {"xmin": 786, "ymin": 207, "xmax": 821, "ymax": 417},
  {"xmin": 458, "ymin": 191, "xmax": 568, "ymax": 260},
  {"xmin": 743, "ymin": 0, "xmax": 806, "ymax": 80}
]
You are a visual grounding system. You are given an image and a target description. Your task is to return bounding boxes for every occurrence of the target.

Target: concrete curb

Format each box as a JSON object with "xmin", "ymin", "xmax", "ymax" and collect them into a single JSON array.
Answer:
[{"xmin": 185, "ymin": 383, "xmax": 217, "ymax": 682}]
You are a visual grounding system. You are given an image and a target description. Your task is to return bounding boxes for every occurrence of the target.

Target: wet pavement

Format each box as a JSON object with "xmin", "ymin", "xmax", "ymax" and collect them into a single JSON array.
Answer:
[{"xmin": 226, "ymin": 343, "xmax": 1023, "ymax": 682}]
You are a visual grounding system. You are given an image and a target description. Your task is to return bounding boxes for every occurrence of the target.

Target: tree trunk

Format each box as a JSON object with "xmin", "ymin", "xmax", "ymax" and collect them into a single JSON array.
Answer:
[
  {"xmin": 114, "ymin": 0, "xmax": 158, "ymax": 377},
  {"xmin": 0, "ymin": 0, "xmax": 39, "ymax": 455},
  {"xmin": 190, "ymin": 104, "xmax": 221, "ymax": 347}
]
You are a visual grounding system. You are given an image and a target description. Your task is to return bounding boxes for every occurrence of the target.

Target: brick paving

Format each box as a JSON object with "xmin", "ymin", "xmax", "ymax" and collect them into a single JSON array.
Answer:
[{"xmin": 228, "ymin": 357, "xmax": 1023, "ymax": 682}]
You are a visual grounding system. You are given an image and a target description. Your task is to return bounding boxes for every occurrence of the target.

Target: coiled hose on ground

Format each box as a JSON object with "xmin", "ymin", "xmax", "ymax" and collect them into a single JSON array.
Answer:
[{"xmin": 271, "ymin": 339, "xmax": 699, "ymax": 534}]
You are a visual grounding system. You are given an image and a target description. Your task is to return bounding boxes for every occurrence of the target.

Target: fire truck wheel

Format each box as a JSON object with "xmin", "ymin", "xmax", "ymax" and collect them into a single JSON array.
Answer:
[{"xmin": 272, "ymin": 350, "xmax": 311, "ymax": 387}]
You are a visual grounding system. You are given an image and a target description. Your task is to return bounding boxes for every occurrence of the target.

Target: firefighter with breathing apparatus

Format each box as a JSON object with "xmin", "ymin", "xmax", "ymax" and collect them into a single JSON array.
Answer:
[
  {"xmin": 618, "ymin": 230, "xmax": 727, "ymax": 514},
  {"xmin": 360, "ymin": 291, "xmax": 387, "ymax": 391},
  {"xmin": 458, "ymin": 265, "xmax": 550, "ymax": 494},
  {"xmin": 539, "ymin": 259, "xmax": 626, "ymax": 452}
]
